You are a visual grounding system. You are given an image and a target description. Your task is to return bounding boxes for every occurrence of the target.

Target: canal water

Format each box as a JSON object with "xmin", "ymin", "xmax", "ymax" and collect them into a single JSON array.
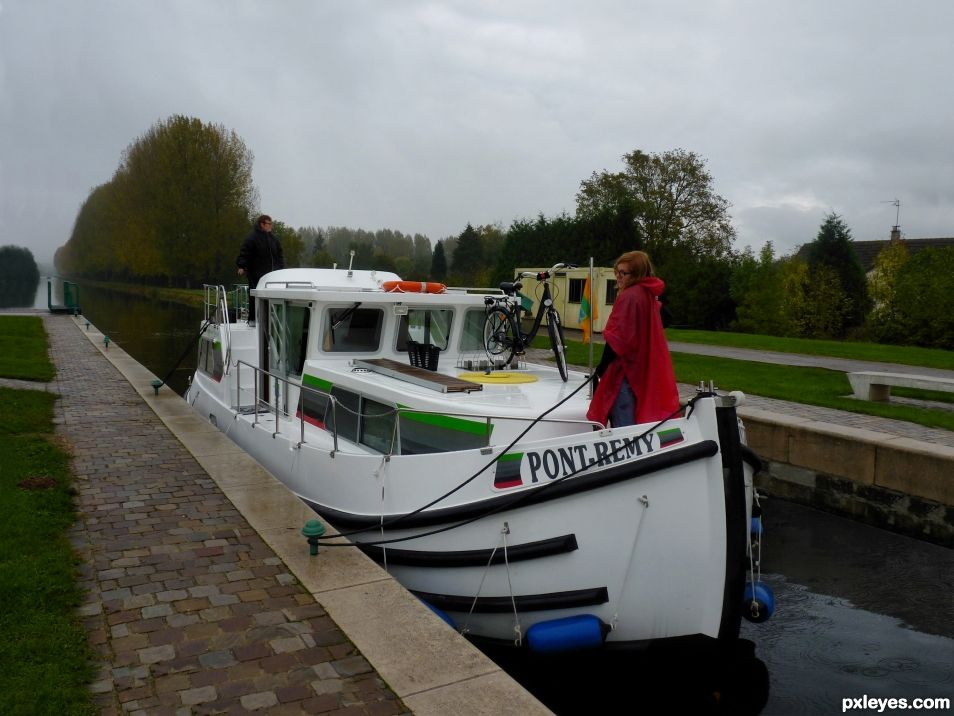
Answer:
[
  {"xmin": 52, "ymin": 281, "xmax": 202, "ymax": 395},
  {"xmin": 57, "ymin": 280, "xmax": 954, "ymax": 715}
]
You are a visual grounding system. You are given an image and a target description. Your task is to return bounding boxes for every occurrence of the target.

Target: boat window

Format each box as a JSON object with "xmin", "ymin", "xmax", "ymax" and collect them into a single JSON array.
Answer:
[
  {"xmin": 285, "ymin": 305, "xmax": 311, "ymax": 377},
  {"xmin": 327, "ymin": 387, "xmax": 360, "ymax": 442},
  {"xmin": 395, "ymin": 309, "xmax": 453, "ymax": 351},
  {"xmin": 197, "ymin": 335, "xmax": 224, "ymax": 382},
  {"xmin": 359, "ymin": 398, "xmax": 397, "ymax": 453},
  {"xmin": 298, "ymin": 377, "xmax": 332, "ymax": 429},
  {"xmin": 266, "ymin": 302, "xmax": 311, "ymax": 379},
  {"xmin": 318, "ymin": 389, "xmax": 396, "ymax": 454},
  {"xmin": 399, "ymin": 410, "xmax": 490, "ymax": 455},
  {"xmin": 322, "ymin": 306, "xmax": 383, "ymax": 352},
  {"xmin": 304, "ymin": 384, "xmax": 484, "ymax": 456},
  {"xmin": 459, "ymin": 309, "xmax": 486, "ymax": 352}
]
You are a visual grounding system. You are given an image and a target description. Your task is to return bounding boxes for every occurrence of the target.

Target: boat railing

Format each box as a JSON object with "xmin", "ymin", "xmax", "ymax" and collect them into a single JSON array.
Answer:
[
  {"xmin": 261, "ymin": 281, "xmax": 387, "ymax": 292},
  {"xmin": 203, "ymin": 284, "xmax": 235, "ymax": 375},
  {"xmin": 257, "ymin": 279, "xmax": 506, "ymax": 296},
  {"xmin": 233, "ymin": 359, "xmax": 339, "ymax": 453},
  {"xmin": 444, "ymin": 285, "xmax": 506, "ymax": 295},
  {"xmin": 232, "ymin": 359, "xmax": 603, "ymax": 457},
  {"xmin": 231, "ymin": 284, "xmax": 249, "ymax": 321}
]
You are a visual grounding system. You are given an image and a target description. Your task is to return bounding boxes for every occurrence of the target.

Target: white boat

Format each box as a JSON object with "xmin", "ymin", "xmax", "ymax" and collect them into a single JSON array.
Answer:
[{"xmin": 186, "ymin": 267, "xmax": 767, "ymax": 652}]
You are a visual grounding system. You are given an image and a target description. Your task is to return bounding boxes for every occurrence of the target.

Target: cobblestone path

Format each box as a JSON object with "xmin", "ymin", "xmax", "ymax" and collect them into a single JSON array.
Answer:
[{"xmin": 45, "ymin": 315, "xmax": 404, "ymax": 715}]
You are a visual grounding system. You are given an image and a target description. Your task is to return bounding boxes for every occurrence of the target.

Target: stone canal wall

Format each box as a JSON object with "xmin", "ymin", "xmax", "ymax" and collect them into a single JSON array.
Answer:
[{"xmin": 741, "ymin": 407, "xmax": 954, "ymax": 547}]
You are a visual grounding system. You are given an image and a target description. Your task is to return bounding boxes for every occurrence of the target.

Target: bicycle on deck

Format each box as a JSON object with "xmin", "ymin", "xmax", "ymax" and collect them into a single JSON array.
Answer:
[{"xmin": 483, "ymin": 262, "xmax": 575, "ymax": 382}]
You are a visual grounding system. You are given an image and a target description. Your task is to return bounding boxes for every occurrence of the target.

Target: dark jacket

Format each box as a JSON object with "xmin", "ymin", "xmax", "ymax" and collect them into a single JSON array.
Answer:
[{"xmin": 236, "ymin": 228, "xmax": 285, "ymax": 284}]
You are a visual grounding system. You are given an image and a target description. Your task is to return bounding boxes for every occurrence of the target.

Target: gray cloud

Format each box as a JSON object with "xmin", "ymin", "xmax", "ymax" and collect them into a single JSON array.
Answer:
[{"xmin": 2, "ymin": 0, "xmax": 953, "ymax": 265}]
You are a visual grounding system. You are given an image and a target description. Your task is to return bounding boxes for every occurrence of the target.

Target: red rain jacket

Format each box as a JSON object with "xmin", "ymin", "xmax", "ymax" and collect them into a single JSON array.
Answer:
[{"xmin": 586, "ymin": 277, "xmax": 679, "ymax": 426}]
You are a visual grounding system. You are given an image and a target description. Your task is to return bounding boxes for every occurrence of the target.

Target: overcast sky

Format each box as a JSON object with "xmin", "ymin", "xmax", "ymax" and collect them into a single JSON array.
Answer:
[{"xmin": 2, "ymin": 1, "xmax": 953, "ymax": 266}]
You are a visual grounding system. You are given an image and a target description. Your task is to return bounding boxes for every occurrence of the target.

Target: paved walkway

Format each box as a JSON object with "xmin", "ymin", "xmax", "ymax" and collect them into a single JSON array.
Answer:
[{"xmin": 44, "ymin": 315, "xmax": 407, "ymax": 715}]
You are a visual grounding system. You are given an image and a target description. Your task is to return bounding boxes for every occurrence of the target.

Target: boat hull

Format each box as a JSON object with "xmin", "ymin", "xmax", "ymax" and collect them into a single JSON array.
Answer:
[
  {"xmin": 186, "ymin": 273, "xmax": 757, "ymax": 651},
  {"xmin": 188, "ymin": 370, "xmax": 754, "ymax": 649}
]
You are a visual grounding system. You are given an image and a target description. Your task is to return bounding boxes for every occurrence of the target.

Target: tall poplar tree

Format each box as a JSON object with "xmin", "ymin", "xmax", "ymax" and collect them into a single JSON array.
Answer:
[{"xmin": 57, "ymin": 115, "xmax": 257, "ymax": 286}]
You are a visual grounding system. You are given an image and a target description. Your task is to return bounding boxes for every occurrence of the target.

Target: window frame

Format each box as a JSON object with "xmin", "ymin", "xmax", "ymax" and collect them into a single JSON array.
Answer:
[{"xmin": 320, "ymin": 305, "xmax": 385, "ymax": 353}]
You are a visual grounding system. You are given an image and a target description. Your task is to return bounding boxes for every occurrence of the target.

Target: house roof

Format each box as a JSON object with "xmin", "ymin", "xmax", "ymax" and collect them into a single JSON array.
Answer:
[{"xmin": 796, "ymin": 236, "xmax": 954, "ymax": 272}]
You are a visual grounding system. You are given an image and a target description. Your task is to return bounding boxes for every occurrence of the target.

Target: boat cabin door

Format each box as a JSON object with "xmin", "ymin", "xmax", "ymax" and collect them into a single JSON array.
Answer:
[{"xmin": 261, "ymin": 301, "xmax": 311, "ymax": 415}]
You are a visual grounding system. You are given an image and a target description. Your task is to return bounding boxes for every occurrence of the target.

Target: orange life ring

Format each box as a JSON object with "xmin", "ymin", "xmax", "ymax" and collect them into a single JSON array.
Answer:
[{"xmin": 382, "ymin": 280, "xmax": 447, "ymax": 294}]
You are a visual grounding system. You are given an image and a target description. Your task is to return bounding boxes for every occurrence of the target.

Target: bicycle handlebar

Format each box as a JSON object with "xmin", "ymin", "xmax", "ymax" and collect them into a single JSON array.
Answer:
[{"xmin": 517, "ymin": 262, "xmax": 577, "ymax": 280}]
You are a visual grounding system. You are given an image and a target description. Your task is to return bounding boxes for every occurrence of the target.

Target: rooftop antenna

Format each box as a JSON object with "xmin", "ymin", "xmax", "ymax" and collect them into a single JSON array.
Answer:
[{"xmin": 880, "ymin": 198, "xmax": 901, "ymax": 230}]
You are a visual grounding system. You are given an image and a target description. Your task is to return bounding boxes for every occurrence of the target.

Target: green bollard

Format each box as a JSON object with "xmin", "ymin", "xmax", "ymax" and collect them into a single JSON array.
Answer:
[{"xmin": 301, "ymin": 519, "xmax": 326, "ymax": 556}]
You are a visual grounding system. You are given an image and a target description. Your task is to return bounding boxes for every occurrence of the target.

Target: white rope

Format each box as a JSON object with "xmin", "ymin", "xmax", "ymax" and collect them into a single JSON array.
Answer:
[
  {"xmin": 746, "ymin": 491, "xmax": 764, "ymax": 617},
  {"xmin": 500, "ymin": 523, "xmax": 522, "ymax": 647},
  {"xmin": 753, "ymin": 491, "xmax": 763, "ymax": 583},
  {"xmin": 376, "ymin": 457, "xmax": 389, "ymax": 572},
  {"xmin": 461, "ymin": 523, "xmax": 518, "ymax": 641},
  {"xmin": 611, "ymin": 495, "xmax": 649, "ymax": 632}
]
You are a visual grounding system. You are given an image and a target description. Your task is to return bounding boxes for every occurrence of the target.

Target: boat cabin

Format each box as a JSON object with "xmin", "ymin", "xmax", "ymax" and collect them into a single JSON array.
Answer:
[{"xmin": 197, "ymin": 269, "xmax": 592, "ymax": 458}]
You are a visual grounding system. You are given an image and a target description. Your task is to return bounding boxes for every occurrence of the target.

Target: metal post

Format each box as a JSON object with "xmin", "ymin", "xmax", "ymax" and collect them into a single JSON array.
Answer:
[
  {"xmin": 253, "ymin": 371, "xmax": 259, "ymax": 426},
  {"xmin": 235, "ymin": 361, "xmax": 241, "ymax": 412},
  {"xmin": 273, "ymin": 377, "xmax": 281, "ymax": 437},
  {"xmin": 588, "ymin": 257, "xmax": 595, "ymax": 398},
  {"xmin": 330, "ymin": 399, "xmax": 339, "ymax": 457}
]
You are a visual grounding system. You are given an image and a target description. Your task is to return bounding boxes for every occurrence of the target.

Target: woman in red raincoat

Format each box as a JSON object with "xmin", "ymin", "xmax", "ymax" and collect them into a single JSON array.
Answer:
[{"xmin": 586, "ymin": 251, "xmax": 679, "ymax": 427}]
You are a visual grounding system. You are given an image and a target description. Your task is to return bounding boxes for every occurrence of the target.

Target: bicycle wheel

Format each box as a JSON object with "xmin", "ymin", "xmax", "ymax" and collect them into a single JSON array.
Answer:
[
  {"xmin": 548, "ymin": 311, "xmax": 569, "ymax": 382},
  {"xmin": 484, "ymin": 308, "xmax": 517, "ymax": 364}
]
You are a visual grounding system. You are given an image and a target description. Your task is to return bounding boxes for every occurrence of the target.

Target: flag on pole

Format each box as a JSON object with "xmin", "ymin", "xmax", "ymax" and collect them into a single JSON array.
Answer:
[{"xmin": 579, "ymin": 276, "xmax": 597, "ymax": 343}]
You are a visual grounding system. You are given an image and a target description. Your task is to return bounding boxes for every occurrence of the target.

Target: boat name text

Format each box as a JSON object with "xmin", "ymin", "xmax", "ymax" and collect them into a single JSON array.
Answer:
[{"xmin": 527, "ymin": 435, "xmax": 656, "ymax": 482}]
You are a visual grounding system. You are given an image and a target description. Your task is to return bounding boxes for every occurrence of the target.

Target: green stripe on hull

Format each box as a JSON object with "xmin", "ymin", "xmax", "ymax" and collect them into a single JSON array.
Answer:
[
  {"xmin": 398, "ymin": 404, "xmax": 492, "ymax": 436},
  {"xmin": 302, "ymin": 374, "xmax": 333, "ymax": 392}
]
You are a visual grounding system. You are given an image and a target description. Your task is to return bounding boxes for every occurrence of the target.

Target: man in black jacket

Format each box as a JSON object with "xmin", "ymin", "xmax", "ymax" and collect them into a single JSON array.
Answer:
[{"xmin": 236, "ymin": 215, "xmax": 285, "ymax": 324}]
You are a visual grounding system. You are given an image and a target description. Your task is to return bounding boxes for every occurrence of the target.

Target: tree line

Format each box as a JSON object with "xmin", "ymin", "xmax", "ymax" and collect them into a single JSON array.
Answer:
[
  {"xmin": 55, "ymin": 114, "xmax": 954, "ymax": 348},
  {"xmin": 56, "ymin": 115, "xmax": 256, "ymax": 288}
]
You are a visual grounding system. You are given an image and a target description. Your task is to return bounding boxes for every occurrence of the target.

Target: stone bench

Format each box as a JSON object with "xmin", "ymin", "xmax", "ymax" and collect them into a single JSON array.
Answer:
[{"xmin": 847, "ymin": 371, "xmax": 954, "ymax": 401}]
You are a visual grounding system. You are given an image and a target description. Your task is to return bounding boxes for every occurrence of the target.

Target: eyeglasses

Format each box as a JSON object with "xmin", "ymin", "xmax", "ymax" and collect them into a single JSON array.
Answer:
[
  {"xmin": 615, "ymin": 269, "xmax": 632, "ymax": 277},
  {"xmin": 261, "ymin": 221, "xmax": 273, "ymax": 226}
]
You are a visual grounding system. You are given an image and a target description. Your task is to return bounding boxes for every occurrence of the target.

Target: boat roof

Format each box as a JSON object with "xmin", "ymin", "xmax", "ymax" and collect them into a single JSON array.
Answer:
[
  {"xmin": 255, "ymin": 268, "xmax": 399, "ymax": 292},
  {"xmin": 252, "ymin": 268, "xmax": 491, "ymax": 305}
]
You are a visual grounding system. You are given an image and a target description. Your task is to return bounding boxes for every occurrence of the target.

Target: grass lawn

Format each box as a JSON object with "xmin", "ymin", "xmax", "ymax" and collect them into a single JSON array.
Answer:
[
  {"xmin": 666, "ymin": 328, "xmax": 954, "ymax": 371},
  {"xmin": 0, "ymin": 387, "xmax": 95, "ymax": 714},
  {"xmin": 0, "ymin": 321, "xmax": 94, "ymax": 711},
  {"xmin": 0, "ymin": 316, "xmax": 55, "ymax": 381},
  {"xmin": 549, "ymin": 337, "xmax": 954, "ymax": 433},
  {"xmin": 670, "ymin": 353, "xmax": 954, "ymax": 432}
]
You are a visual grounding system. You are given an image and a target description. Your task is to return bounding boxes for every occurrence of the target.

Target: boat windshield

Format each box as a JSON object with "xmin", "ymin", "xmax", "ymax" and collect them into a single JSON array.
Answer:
[
  {"xmin": 322, "ymin": 306, "xmax": 384, "ymax": 352},
  {"xmin": 460, "ymin": 308, "xmax": 485, "ymax": 352},
  {"xmin": 396, "ymin": 309, "xmax": 453, "ymax": 351}
]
